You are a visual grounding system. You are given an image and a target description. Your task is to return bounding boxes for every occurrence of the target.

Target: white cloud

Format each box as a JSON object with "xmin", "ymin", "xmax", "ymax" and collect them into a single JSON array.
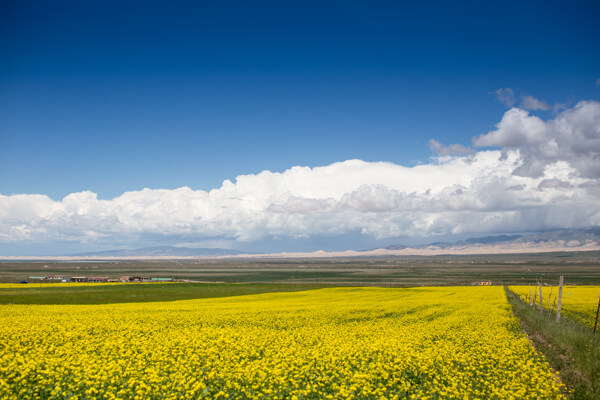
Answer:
[
  {"xmin": 519, "ymin": 95, "xmax": 550, "ymax": 111},
  {"xmin": 493, "ymin": 88, "xmax": 550, "ymax": 111},
  {"xmin": 493, "ymin": 88, "xmax": 516, "ymax": 107},
  {"xmin": 429, "ymin": 139, "xmax": 474, "ymax": 156},
  {"xmin": 538, "ymin": 179, "xmax": 572, "ymax": 189},
  {"xmin": 1, "ymin": 100, "xmax": 599, "ymax": 249},
  {"xmin": 473, "ymin": 108, "xmax": 548, "ymax": 147},
  {"xmin": 473, "ymin": 100, "xmax": 600, "ymax": 178}
]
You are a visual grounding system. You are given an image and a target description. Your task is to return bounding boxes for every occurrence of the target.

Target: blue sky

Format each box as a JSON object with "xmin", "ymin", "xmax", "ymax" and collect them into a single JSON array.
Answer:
[{"xmin": 1, "ymin": 1, "xmax": 600, "ymax": 254}]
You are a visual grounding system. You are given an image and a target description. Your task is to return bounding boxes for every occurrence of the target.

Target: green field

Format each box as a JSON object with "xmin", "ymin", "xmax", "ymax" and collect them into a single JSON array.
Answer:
[
  {"xmin": 2, "ymin": 251, "xmax": 600, "ymax": 287},
  {"xmin": 0, "ymin": 282, "xmax": 325, "ymax": 305}
]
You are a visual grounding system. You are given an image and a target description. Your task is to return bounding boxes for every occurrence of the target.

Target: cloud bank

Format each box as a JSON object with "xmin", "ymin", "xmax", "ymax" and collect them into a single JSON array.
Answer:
[
  {"xmin": 473, "ymin": 100, "xmax": 600, "ymax": 178},
  {"xmin": 2, "ymin": 100, "xmax": 600, "ymax": 250}
]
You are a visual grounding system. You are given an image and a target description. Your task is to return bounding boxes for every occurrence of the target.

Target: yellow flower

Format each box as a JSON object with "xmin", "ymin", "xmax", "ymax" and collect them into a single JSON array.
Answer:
[{"xmin": 0, "ymin": 286, "xmax": 565, "ymax": 399}]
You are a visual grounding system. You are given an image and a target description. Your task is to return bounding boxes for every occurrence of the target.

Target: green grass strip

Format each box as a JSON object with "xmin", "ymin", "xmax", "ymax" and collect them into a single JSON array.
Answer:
[
  {"xmin": 505, "ymin": 286, "xmax": 600, "ymax": 399},
  {"xmin": 0, "ymin": 282, "xmax": 325, "ymax": 305}
]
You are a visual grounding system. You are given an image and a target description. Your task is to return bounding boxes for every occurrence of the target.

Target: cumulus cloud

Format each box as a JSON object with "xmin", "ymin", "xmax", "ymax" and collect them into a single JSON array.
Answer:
[
  {"xmin": 1, "ymin": 156, "xmax": 599, "ymax": 245},
  {"xmin": 474, "ymin": 100, "xmax": 600, "ymax": 178},
  {"xmin": 473, "ymin": 108, "xmax": 548, "ymax": 147},
  {"xmin": 1, "ymin": 100, "xmax": 599, "ymax": 249}
]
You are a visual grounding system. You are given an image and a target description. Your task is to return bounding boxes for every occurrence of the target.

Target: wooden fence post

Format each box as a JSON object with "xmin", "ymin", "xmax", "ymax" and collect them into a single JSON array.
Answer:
[
  {"xmin": 533, "ymin": 288, "xmax": 537, "ymax": 309},
  {"xmin": 556, "ymin": 276, "xmax": 564, "ymax": 323}
]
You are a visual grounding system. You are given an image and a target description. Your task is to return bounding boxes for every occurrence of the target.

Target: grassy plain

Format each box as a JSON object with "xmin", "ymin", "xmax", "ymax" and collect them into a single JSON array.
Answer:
[
  {"xmin": 1, "ymin": 286, "xmax": 565, "ymax": 399},
  {"xmin": 2, "ymin": 251, "xmax": 599, "ymax": 286},
  {"xmin": 0, "ymin": 282, "xmax": 325, "ymax": 305}
]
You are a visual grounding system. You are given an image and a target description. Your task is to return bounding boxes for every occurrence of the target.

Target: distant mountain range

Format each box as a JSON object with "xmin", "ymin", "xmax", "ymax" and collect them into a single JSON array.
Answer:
[
  {"xmin": 382, "ymin": 228, "xmax": 600, "ymax": 251},
  {"xmin": 71, "ymin": 246, "xmax": 247, "ymax": 257},
  {"xmin": 81, "ymin": 228, "xmax": 600, "ymax": 258},
  {"xmin": 382, "ymin": 234, "xmax": 522, "ymax": 251},
  {"xmin": 3, "ymin": 228, "xmax": 599, "ymax": 260}
]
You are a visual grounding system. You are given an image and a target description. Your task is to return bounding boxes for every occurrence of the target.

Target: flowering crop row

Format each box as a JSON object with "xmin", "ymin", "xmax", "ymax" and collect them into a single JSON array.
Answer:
[
  {"xmin": 0, "ymin": 286, "xmax": 564, "ymax": 399},
  {"xmin": 510, "ymin": 285, "xmax": 600, "ymax": 328}
]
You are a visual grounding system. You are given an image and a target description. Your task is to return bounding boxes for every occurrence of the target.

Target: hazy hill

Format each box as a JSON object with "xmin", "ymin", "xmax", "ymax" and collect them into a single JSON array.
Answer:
[
  {"xmin": 6, "ymin": 229, "xmax": 600, "ymax": 260},
  {"xmin": 71, "ymin": 246, "xmax": 246, "ymax": 257},
  {"xmin": 382, "ymin": 228, "xmax": 600, "ymax": 251}
]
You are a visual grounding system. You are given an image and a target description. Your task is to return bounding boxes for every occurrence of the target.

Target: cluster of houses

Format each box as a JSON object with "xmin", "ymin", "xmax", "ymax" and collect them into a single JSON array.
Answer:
[{"xmin": 22, "ymin": 276, "xmax": 173, "ymax": 283}]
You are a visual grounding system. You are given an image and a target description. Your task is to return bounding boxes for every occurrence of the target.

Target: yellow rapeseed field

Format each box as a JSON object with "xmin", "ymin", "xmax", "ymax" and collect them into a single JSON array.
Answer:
[
  {"xmin": 510, "ymin": 285, "xmax": 600, "ymax": 328},
  {"xmin": 0, "ymin": 287, "xmax": 564, "ymax": 399}
]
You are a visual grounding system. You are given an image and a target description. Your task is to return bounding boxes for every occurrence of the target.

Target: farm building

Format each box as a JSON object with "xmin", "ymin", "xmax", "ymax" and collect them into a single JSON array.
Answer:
[
  {"xmin": 88, "ymin": 277, "xmax": 109, "ymax": 283},
  {"xmin": 151, "ymin": 278, "xmax": 173, "ymax": 282},
  {"xmin": 71, "ymin": 277, "xmax": 88, "ymax": 283},
  {"xmin": 121, "ymin": 276, "xmax": 143, "ymax": 282},
  {"xmin": 471, "ymin": 281, "xmax": 492, "ymax": 286},
  {"xmin": 120, "ymin": 276, "xmax": 152, "ymax": 282}
]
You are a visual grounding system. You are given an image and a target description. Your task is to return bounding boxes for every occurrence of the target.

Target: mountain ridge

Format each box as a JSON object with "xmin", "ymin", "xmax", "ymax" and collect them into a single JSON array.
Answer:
[
  {"xmin": 3, "ymin": 228, "xmax": 600, "ymax": 259},
  {"xmin": 381, "ymin": 229, "xmax": 600, "ymax": 251},
  {"xmin": 71, "ymin": 246, "xmax": 247, "ymax": 257}
]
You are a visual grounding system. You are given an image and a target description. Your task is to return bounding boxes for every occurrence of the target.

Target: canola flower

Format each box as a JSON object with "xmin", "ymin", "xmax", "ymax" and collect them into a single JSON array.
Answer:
[
  {"xmin": 0, "ymin": 286, "xmax": 564, "ymax": 399},
  {"xmin": 510, "ymin": 285, "xmax": 600, "ymax": 328}
]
